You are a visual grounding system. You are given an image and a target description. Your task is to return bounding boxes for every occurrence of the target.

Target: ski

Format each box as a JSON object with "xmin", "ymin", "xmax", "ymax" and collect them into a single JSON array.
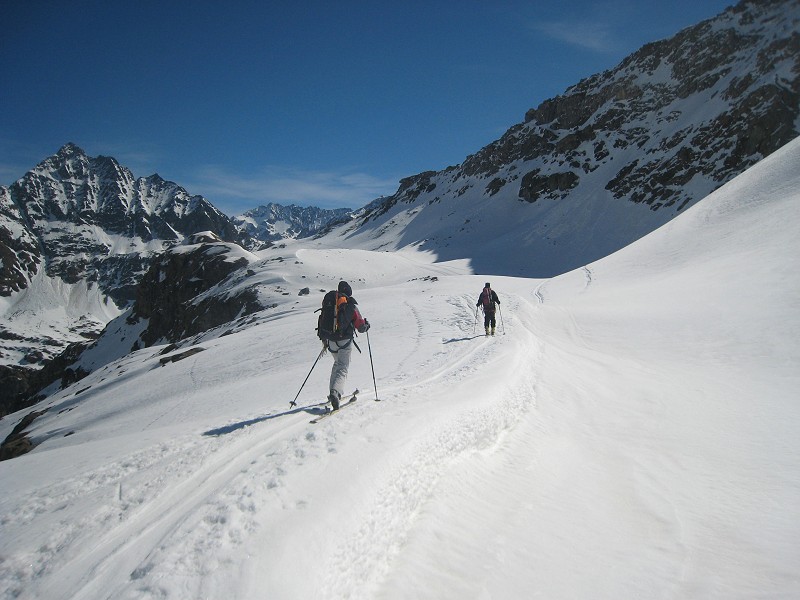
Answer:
[{"xmin": 309, "ymin": 389, "xmax": 358, "ymax": 424}]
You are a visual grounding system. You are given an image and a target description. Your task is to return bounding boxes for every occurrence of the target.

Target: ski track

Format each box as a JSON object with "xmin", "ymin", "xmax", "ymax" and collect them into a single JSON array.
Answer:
[
  {"xmin": 383, "ymin": 294, "xmax": 487, "ymax": 395},
  {"xmin": 390, "ymin": 299, "xmax": 424, "ymax": 379},
  {"xmin": 534, "ymin": 282, "xmax": 546, "ymax": 304},
  {"xmin": 582, "ymin": 266, "xmax": 593, "ymax": 291},
  {"xmin": 3, "ymin": 418, "xmax": 302, "ymax": 600},
  {"xmin": 0, "ymin": 288, "xmax": 538, "ymax": 600},
  {"xmin": 321, "ymin": 292, "xmax": 540, "ymax": 599}
]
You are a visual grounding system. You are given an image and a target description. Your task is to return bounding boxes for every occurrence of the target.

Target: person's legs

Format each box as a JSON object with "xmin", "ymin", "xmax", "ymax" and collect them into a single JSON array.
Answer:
[
  {"xmin": 484, "ymin": 311, "xmax": 497, "ymax": 335},
  {"xmin": 328, "ymin": 340, "xmax": 353, "ymax": 407}
]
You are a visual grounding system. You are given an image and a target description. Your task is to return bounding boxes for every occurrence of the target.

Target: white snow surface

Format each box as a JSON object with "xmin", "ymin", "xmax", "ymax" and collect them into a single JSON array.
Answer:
[
  {"xmin": 0, "ymin": 270, "xmax": 123, "ymax": 364},
  {"xmin": 1, "ymin": 138, "xmax": 799, "ymax": 599}
]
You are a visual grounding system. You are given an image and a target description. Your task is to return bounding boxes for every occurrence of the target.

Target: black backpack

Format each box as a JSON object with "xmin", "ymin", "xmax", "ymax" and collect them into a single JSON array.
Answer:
[{"xmin": 316, "ymin": 290, "xmax": 350, "ymax": 341}]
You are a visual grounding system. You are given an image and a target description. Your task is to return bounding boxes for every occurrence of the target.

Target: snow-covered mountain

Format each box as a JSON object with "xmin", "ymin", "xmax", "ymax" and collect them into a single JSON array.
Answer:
[
  {"xmin": 1, "ymin": 131, "xmax": 797, "ymax": 598},
  {"xmin": 336, "ymin": 0, "xmax": 800, "ymax": 276},
  {"xmin": 2, "ymin": 0, "xmax": 798, "ymax": 416},
  {"xmin": 233, "ymin": 203, "xmax": 353, "ymax": 242},
  {"xmin": 2, "ymin": 143, "xmax": 241, "ymax": 304},
  {"xmin": 0, "ymin": 144, "xmax": 248, "ymax": 412}
]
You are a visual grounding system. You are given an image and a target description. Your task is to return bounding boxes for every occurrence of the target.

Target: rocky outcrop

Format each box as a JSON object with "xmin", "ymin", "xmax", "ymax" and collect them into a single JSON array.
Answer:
[
  {"xmin": 0, "ymin": 341, "xmax": 91, "ymax": 418},
  {"xmin": 0, "ymin": 409, "xmax": 47, "ymax": 461},
  {"xmin": 513, "ymin": 0, "xmax": 800, "ymax": 210},
  {"xmin": 130, "ymin": 234, "xmax": 262, "ymax": 347},
  {"xmin": 0, "ymin": 187, "xmax": 42, "ymax": 296}
]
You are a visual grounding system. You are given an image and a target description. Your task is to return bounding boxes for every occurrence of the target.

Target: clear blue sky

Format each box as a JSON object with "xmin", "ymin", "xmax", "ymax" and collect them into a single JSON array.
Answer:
[{"xmin": 1, "ymin": 0, "xmax": 732, "ymax": 215}]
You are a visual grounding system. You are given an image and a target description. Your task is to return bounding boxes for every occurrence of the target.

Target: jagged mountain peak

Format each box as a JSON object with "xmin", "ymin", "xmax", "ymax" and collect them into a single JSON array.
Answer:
[
  {"xmin": 11, "ymin": 145, "xmax": 240, "ymax": 246},
  {"xmin": 33, "ymin": 142, "xmax": 94, "ymax": 182},
  {"xmin": 55, "ymin": 141, "xmax": 85, "ymax": 158},
  {"xmin": 0, "ymin": 145, "xmax": 246, "ymax": 384}
]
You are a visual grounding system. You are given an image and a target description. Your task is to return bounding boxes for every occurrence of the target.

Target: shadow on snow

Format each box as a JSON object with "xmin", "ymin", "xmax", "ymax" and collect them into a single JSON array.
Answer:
[
  {"xmin": 443, "ymin": 335, "xmax": 486, "ymax": 344},
  {"xmin": 203, "ymin": 403, "xmax": 328, "ymax": 436}
]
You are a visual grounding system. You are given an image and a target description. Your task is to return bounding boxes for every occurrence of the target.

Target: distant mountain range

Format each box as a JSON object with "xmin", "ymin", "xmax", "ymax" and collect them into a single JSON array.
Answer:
[
  {"xmin": 232, "ymin": 203, "xmax": 353, "ymax": 243},
  {"xmin": 1, "ymin": 0, "xmax": 798, "ymax": 416}
]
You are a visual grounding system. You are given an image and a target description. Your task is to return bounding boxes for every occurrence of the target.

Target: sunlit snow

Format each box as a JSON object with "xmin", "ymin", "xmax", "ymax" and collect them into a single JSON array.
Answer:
[{"xmin": 1, "ymin": 138, "xmax": 798, "ymax": 599}]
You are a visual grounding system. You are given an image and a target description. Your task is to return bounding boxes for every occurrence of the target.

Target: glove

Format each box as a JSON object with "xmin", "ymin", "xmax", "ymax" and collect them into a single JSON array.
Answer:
[{"xmin": 359, "ymin": 319, "xmax": 370, "ymax": 333}]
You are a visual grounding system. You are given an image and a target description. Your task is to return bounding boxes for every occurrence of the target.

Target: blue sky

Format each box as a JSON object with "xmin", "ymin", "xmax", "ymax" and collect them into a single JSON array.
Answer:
[{"xmin": 1, "ymin": 1, "xmax": 732, "ymax": 215}]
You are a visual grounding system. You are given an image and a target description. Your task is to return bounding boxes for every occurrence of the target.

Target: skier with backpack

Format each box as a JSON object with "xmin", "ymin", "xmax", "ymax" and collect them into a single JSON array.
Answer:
[
  {"xmin": 317, "ymin": 280, "xmax": 370, "ymax": 410},
  {"xmin": 476, "ymin": 282, "xmax": 500, "ymax": 336}
]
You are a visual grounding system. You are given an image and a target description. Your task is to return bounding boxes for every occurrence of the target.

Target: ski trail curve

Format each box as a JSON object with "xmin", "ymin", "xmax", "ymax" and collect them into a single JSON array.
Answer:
[
  {"xmin": 319, "ymin": 292, "xmax": 542, "ymax": 599},
  {"xmin": 26, "ymin": 412, "xmax": 314, "ymax": 600}
]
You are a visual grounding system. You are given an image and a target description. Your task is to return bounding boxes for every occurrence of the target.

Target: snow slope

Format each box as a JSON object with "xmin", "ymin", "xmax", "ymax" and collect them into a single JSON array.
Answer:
[
  {"xmin": 1, "ymin": 138, "xmax": 798, "ymax": 599},
  {"xmin": 0, "ymin": 270, "xmax": 123, "ymax": 364}
]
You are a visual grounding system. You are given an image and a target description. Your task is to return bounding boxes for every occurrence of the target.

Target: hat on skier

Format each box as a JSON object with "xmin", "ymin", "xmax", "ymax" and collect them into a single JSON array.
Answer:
[
  {"xmin": 485, "ymin": 282, "xmax": 491, "ymax": 288},
  {"xmin": 338, "ymin": 280, "xmax": 352, "ymax": 296}
]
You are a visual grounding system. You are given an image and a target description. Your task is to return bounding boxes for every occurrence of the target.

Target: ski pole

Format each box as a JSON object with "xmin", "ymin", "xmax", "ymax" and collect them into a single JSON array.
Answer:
[
  {"xmin": 473, "ymin": 306, "xmax": 479, "ymax": 334},
  {"xmin": 499, "ymin": 304, "xmax": 505, "ymax": 335},
  {"xmin": 366, "ymin": 329, "xmax": 379, "ymax": 401},
  {"xmin": 290, "ymin": 345, "xmax": 326, "ymax": 407}
]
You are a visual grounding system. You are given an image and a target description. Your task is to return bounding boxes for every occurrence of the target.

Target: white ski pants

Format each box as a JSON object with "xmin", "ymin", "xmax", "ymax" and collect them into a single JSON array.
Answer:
[{"xmin": 327, "ymin": 339, "xmax": 353, "ymax": 397}]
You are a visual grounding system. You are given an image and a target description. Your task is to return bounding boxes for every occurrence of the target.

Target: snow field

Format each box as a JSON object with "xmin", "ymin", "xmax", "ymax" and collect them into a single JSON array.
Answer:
[
  {"xmin": 1, "ymin": 137, "xmax": 799, "ymax": 599},
  {"xmin": 1, "ymin": 266, "xmax": 540, "ymax": 599}
]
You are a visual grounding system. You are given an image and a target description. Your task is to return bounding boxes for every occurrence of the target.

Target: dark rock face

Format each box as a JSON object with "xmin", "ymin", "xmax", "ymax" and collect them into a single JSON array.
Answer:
[
  {"xmin": 0, "ymin": 342, "xmax": 90, "ymax": 418},
  {"xmin": 362, "ymin": 171, "xmax": 440, "ymax": 221},
  {"xmin": 0, "ymin": 409, "xmax": 47, "ymax": 461},
  {"xmin": 519, "ymin": 171, "xmax": 580, "ymax": 203},
  {"xmin": 0, "ymin": 188, "xmax": 42, "ymax": 295},
  {"xmin": 130, "ymin": 236, "xmax": 261, "ymax": 348}
]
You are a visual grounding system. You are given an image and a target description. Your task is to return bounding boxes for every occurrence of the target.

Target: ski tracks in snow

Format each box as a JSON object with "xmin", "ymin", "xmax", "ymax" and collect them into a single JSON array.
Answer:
[
  {"xmin": 320, "ymin": 292, "xmax": 542, "ymax": 599},
  {"xmin": 1, "ymin": 410, "xmax": 324, "ymax": 600},
  {"xmin": 1, "ymin": 289, "xmax": 542, "ymax": 600}
]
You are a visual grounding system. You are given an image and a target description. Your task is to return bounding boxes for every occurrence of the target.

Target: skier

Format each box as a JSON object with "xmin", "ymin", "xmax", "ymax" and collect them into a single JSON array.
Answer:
[
  {"xmin": 476, "ymin": 282, "xmax": 500, "ymax": 336},
  {"xmin": 324, "ymin": 280, "xmax": 369, "ymax": 410}
]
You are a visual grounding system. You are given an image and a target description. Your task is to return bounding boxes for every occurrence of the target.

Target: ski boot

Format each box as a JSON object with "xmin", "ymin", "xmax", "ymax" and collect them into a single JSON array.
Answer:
[{"xmin": 328, "ymin": 390, "xmax": 341, "ymax": 411}]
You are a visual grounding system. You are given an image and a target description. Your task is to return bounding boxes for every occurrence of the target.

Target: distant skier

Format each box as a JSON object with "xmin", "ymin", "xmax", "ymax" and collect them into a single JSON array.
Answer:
[
  {"xmin": 317, "ymin": 280, "xmax": 370, "ymax": 410},
  {"xmin": 476, "ymin": 282, "xmax": 500, "ymax": 336}
]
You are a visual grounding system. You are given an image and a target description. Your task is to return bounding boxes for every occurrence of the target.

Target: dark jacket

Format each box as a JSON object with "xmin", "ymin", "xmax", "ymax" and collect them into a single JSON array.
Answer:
[
  {"xmin": 338, "ymin": 294, "xmax": 367, "ymax": 338},
  {"xmin": 477, "ymin": 288, "xmax": 500, "ymax": 312}
]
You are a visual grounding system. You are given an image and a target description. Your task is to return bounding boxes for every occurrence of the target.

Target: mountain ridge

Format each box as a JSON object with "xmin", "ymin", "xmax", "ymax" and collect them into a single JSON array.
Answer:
[
  {"xmin": 1, "ymin": 0, "xmax": 798, "ymax": 416},
  {"xmin": 233, "ymin": 203, "xmax": 353, "ymax": 243},
  {"xmin": 335, "ymin": 0, "xmax": 799, "ymax": 276}
]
